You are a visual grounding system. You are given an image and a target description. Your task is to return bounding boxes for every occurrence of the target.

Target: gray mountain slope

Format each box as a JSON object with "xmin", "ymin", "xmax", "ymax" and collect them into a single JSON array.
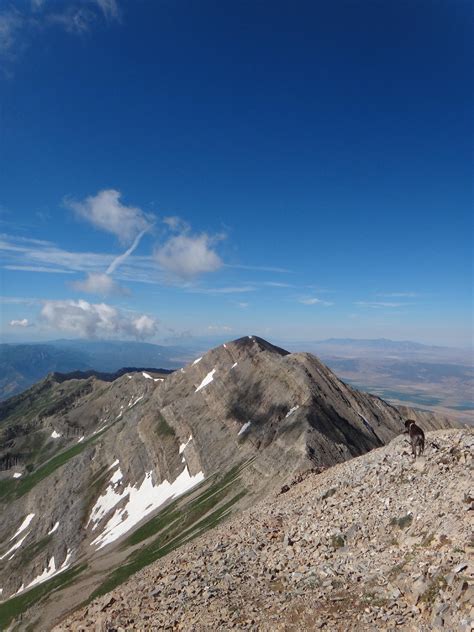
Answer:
[{"xmin": 0, "ymin": 336, "xmax": 460, "ymax": 630}]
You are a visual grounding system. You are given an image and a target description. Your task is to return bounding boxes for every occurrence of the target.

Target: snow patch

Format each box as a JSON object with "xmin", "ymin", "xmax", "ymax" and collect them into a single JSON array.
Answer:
[
  {"xmin": 238, "ymin": 421, "xmax": 252, "ymax": 436},
  {"xmin": 88, "ymin": 466, "xmax": 125, "ymax": 531},
  {"xmin": 231, "ymin": 362, "xmax": 238, "ymax": 369},
  {"xmin": 142, "ymin": 372, "xmax": 153, "ymax": 379},
  {"xmin": 51, "ymin": 430, "xmax": 61, "ymax": 439},
  {"xmin": 192, "ymin": 357, "xmax": 202, "ymax": 365},
  {"xmin": 195, "ymin": 368, "xmax": 216, "ymax": 392},
  {"xmin": 179, "ymin": 435, "xmax": 193, "ymax": 454},
  {"xmin": 9, "ymin": 514, "xmax": 35, "ymax": 542},
  {"xmin": 128, "ymin": 394, "xmax": 144, "ymax": 408},
  {"xmin": 358, "ymin": 412, "xmax": 375, "ymax": 434},
  {"xmin": 77, "ymin": 436, "xmax": 84, "ymax": 443},
  {"xmin": 109, "ymin": 467, "xmax": 123, "ymax": 485},
  {"xmin": 108, "ymin": 459, "xmax": 120, "ymax": 470},
  {"xmin": 90, "ymin": 466, "xmax": 205, "ymax": 550},
  {"xmin": 48, "ymin": 521, "xmax": 59, "ymax": 535},
  {"xmin": 18, "ymin": 550, "xmax": 73, "ymax": 594},
  {"xmin": 154, "ymin": 378, "xmax": 164, "ymax": 382},
  {"xmin": 13, "ymin": 472, "xmax": 22, "ymax": 478},
  {"xmin": 223, "ymin": 344, "xmax": 227, "ymax": 349},
  {"xmin": 285, "ymin": 405, "xmax": 300, "ymax": 418},
  {"xmin": 1, "ymin": 531, "xmax": 30, "ymax": 561}
]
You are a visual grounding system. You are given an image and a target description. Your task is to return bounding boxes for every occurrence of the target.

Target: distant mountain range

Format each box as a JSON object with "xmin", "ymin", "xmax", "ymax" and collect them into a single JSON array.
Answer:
[{"xmin": 0, "ymin": 340, "xmax": 193, "ymax": 400}]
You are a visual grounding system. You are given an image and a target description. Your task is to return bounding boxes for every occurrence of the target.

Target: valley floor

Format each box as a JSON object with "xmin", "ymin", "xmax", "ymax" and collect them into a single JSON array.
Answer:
[{"xmin": 54, "ymin": 429, "xmax": 473, "ymax": 632}]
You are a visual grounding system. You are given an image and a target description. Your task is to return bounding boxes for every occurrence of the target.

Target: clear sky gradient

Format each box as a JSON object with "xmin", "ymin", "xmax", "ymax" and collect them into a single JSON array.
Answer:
[{"xmin": 0, "ymin": 0, "xmax": 472, "ymax": 347}]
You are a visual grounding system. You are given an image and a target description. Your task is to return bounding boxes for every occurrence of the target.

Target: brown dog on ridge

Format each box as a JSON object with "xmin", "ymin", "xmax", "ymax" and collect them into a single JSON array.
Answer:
[{"xmin": 404, "ymin": 419, "xmax": 425, "ymax": 458}]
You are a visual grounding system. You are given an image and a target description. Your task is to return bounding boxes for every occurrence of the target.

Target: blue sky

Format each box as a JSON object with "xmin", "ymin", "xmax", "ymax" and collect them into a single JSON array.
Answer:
[{"xmin": 0, "ymin": 0, "xmax": 472, "ymax": 347}]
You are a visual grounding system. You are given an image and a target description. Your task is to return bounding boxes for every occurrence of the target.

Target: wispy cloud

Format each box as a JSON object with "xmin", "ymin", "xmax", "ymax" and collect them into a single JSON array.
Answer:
[
  {"xmin": 96, "ymin": 0, "xmax": 120, "ymax": 21},
  {"xmin": 0, "ymin": 295, "xmax": 42, "ymax": 305},
  {"xmin": 0, "ymin": 2, "xmax": 121, "ymax": 72},
  {"xmin": 263, "ymin": 281, "xmax": 293, "ymax": 288},
  {"xmin": 376, "ymin": 292, "xmax": 418, "ymax": 298},
  {"xmin": 224, "ymin": 263, "xmax": 291, "ymax": 273},
  {"xmin": 207, "ymin": 324, "xmax": 232, "ymax": 332},
  {"xmin": 188, "ymin": 285, "xmax": 256, "ymax": 294},
  {"xmin": 355, "ymin": 301, "xmax": 405, "ymax": 309},
  {"xmin": 4, "ymin": 265, "xmax": 74, "ymax": 274},
  {"xmin": 299, "ymin": 297, "xmax": 333, "ymax": 306}
]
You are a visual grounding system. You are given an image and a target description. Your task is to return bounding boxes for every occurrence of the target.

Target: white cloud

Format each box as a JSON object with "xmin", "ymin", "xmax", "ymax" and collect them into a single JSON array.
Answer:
[
  {"xmin": 71, "ymin": 273, "xmax": 127, "ymax": 296},
  {"xmin": 155, "ymin": 233, "xmax": 222, "ymax": 279},
  {"xmin": 40, "ymin": 300, "xmax": 158, "ymax": 339},
  {"xmin": 299, "ymin": 297, "xmax": 333, "ymax": 306},
  {"xmin": 66, "ymin": 189, "xmax": 153, "ymax": 245},
  {"xmin": 9, "ymin": 318, "xmax": 29, "ymax": 327}
]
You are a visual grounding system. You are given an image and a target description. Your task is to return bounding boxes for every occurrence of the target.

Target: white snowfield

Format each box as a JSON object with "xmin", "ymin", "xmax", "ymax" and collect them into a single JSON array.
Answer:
[
  {"xmin": 77, "ymin": 436, "xmax": 84, "ymax": 443},
  {"xmin": 51, "ymin": 430, "xmax": 61, "ymax": 439},
  {"xmin": 89, "ymin": 466, "xmax": 204, "ymax": 551},
  {"xmin": 192, "ymin": 357, "xmax": 202, "ymax": 365},
  {"xmin": 195, "ymin": 368, "xmax": 216, "ymax": 392},
  {"xmin": 285, "ymin": 405, "xmax": 300, "ymax": 418},
  {"xmin": 16, "ymin": 550, "xmax": 72, "ymax": 595},
  {"xmin": 48, "ymin": 521, "xmax": 59, "ymax": 535},
  {"xmin": 9, "ymin": 513, "xmax": 35, "ymax": 542},
  {"xmin": 142, "ymin": 372, "xmax": 153, "ymax": 379},
  {"xmin": 238, "ymin": 421, "xmax": 252, "ymax": 436},
  {"xmin": 231, "ymin": 362, "xmax": 238, "ymax": 369},
  {"xmin": 12, "ymin": 472, "xmax": 22, "ymax": 478},
  {"xmin": 154, "ymin": 378, "xmax": 164, "ymax": 382}
]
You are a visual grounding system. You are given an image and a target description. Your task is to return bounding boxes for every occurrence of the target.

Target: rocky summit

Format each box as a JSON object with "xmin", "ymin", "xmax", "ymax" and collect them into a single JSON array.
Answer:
[
  {"xmin": 55, "ymin": 429, "xmax": 473, "ymax": 632},
  {"xmin": 0, "ymin": 336, "xmax": 464, "ymax": 630}
]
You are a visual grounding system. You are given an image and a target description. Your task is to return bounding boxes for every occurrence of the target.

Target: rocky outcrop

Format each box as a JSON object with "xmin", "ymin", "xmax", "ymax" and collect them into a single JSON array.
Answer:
[{"xmin": 55, "ymin": 429, "xmax": 474, "ymax": 632}]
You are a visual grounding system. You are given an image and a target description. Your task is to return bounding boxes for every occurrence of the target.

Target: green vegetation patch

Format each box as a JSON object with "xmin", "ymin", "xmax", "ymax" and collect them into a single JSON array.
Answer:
[
  {"xmin": 0, "ymin": 563, "xmax": 87, "ymax": 631},
  {"xmin": 0, "ymin": 425, "xmax": 111, "ymax": 503},
  {"xmin": 91, "ymin": 461, "xmax": 249, "ymax": 600},
  {"xmin": 155, "ymin": 413, "xmax": 175, "ymax": 437}
]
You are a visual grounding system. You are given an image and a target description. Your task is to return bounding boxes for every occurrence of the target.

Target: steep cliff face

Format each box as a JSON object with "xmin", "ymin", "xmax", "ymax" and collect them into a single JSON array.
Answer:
[{"xmin": 0, "ymin": 336, "xmax": 459, "ymax": 630}]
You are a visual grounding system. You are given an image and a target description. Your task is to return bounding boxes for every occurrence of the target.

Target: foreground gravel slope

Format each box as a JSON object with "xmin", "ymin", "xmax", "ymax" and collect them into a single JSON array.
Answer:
[{"xmin": 55, "ymin": 429, "xmax": 473, "ymax": 632}]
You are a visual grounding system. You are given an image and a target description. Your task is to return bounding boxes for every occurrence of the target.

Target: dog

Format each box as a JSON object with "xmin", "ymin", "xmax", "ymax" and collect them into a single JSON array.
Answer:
[{"xmin": 404, "ymin": 419, "xmax": 425, "ymax": 458}]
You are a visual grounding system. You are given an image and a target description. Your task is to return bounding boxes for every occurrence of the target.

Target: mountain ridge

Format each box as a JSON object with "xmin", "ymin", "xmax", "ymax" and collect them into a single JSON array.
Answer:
[{"xmin": 0, "ymin": 336, "xmax": 462, "ymax": 630}]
